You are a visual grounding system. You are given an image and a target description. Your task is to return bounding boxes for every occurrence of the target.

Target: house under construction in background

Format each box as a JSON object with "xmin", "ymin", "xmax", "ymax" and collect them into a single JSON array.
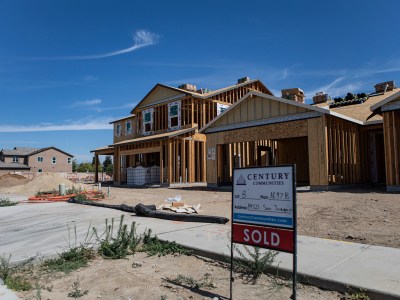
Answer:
[
  {"xmin": 91, "ymin": 77, "xmax": 272, "ymax": 185},
  {"xmin": 201, "ymin": 81, "xmax": 400, "ymax": 191},
  {"xmin": 92, "ymin": 79, "xmax": 400, "ymax": 192}
]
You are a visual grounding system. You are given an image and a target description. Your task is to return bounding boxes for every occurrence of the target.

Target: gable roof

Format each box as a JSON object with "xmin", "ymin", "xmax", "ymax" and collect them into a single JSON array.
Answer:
[
  {"xmin": 130, "ymin": 84, "xmax": 190, "ymax": 113},
  {"xmin": 129, "ymin": 79, "xmax": 274, "ymax": 114},
  {"xmin": 200, "ymin": 91, "xmax": 373, "ymax": 134},
  {"xmin": 1, "ymin": 147, "xmax": 40, "ymax": 156},
  {"xmin": 27, "ymin": 147, "xmax": 74, "ymax": 158},
  {"xmin": 370, "ymin": 89, "xmax": 400, "ymax": 112}
]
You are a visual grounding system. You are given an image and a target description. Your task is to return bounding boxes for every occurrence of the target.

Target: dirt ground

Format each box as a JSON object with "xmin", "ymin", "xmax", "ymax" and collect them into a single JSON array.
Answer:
[
  {"xmin": 15, "ymin": 252, "xmax": 342, "ymax": 300},
  {"xmin": 102, "ymin": 185, "xmax": 400, "ymax": 249},
  {"xmin": 2, "ymin": 177, "xmax": 399, "ymax": 299}
]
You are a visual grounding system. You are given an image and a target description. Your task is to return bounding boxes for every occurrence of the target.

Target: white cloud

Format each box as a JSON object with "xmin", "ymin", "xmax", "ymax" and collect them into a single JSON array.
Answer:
[
  {"xmin": 49, "ymin": 30, "xmax": 159, "ymax": 60},
  {"xmin": 306, "ymin": 77, "xmax": 364, "ymax": 98},
  {"xmin": 0, "ymin": 118, "xmax": 113, "ymax": 133},
  {"xmin": 71, "ymin": 99, "xmax": 102, "ymax": 107}
]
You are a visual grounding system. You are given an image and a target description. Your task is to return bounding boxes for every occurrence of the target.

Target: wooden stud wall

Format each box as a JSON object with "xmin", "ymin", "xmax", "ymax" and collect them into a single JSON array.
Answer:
[
  {"xmin": 112, "ymin": 81, "xmax": 270, "ymax": 186},
  {"xmin": 325, "ymin": 116, "xmax": 366, "ymax": 185},
  {"xmin": 383, "ymin": 110, "xmax": 400, "ymax": 186},
  {"xmin": 209, "ymin": 81, "xmax": 269, "ymax": 104}
]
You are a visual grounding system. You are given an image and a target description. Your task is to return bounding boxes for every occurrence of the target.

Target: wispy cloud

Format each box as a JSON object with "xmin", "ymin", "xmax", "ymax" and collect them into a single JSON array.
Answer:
[
  {"xmin": 0, "ymin": 117, "xmax": 113, "ymax": 133},
  {"xmin": 45, "ymin": 30, "xmax": 159, "ymax": 60},
  {"xmin": 70, "ymin": 99, "xmax": 102, "ymax": 107},
  {"xmin": 306, "ymin": 77, "xmax": 365, "ymax": 98}
]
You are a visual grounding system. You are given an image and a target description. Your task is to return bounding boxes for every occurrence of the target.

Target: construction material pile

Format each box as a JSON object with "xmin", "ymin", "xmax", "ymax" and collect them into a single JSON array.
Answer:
[
  {"xmin": 29, "ymin": 189, "xmax": 105, "ymax": 202},
  {"xmin": 2, "ymin": 173, "xmax": 77, "ymax": 196},
  {"xmin": 0, "ymin": 174, "xmax": 29, "ymax": 187}
]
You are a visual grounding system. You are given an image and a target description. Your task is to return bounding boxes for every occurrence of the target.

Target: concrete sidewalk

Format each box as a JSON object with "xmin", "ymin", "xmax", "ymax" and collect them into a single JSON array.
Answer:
[{"xmin": 1, "ymin": 202, "xmax": 399, "ymax": 299}]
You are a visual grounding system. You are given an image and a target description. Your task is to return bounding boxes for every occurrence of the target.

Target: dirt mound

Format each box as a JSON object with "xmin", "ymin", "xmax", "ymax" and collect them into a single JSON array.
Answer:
[
  {"xmin": 2, "ymin": 173, "xmax": 78, "ymax": 196},
  {"xmin": 0, "ymin": 174, "xmax": 29, "ymax": 187}
]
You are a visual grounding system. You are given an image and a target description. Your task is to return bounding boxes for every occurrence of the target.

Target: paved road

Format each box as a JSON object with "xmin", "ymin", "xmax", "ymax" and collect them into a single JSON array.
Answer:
[{"xmin": 1, "ymin": 201, "xmax": 399, "ymax": 299}]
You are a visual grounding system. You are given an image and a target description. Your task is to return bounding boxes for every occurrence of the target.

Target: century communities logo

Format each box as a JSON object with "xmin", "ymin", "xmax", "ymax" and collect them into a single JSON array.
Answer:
[
  {"xmin": 236, "ymin": 174, "xmax": 247, "ymax": 185},
  {"xmin": 246, "ymin": 171, "xmax": 290, "ymax": 185}
]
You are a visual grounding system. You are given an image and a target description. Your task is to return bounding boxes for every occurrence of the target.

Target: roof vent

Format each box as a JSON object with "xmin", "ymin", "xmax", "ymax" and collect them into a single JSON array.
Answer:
[
  {"xmin": 237, "ymin": 76, "xmax": 250, "ymax": 84},
  {"xmin": 281, "ymin": 88, "xmax": 305, "ymax": 103},
  {"xmin": 374, "ymin": 81, "xmax": 396, "ymax": 93},
  {"xmin": 312, "ymin": 92, "xmax": 330, "ymax": 104},
  {"xmin": 178, "ymin": 84, "xmax": 197, "ymax": 92}
]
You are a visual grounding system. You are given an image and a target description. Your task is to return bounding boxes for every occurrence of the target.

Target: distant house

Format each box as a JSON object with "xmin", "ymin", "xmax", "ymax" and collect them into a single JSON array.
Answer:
[{"xmin": 0, "ymin": 147, "xmax": 74, "ymax": 176}]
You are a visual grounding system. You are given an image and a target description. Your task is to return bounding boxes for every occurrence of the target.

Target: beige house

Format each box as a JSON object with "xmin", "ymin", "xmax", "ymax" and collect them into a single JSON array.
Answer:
[{"xmin": 0, "ymin": 147, "xmax": 74, "ymax": 176}]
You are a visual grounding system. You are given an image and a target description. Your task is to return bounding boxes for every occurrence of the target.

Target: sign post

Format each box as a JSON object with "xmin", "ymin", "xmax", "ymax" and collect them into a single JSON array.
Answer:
[{"xmin": 230, "ymin": 165, "xmax": 297, "ymax": 299}]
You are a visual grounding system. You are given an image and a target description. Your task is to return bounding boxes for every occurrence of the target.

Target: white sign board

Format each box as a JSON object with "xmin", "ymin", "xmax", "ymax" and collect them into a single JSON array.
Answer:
[{"xmin": 233, "ymin": 165, "xmax": 294, "ymax": 229}]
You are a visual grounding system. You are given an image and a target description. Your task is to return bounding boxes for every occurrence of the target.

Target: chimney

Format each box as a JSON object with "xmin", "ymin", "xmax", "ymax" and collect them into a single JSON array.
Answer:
[
  {"xmin": 178, "ymin": 84, "xmax": 197, "ymax": 92},
  {"xmin": 237, "ymin": 76, "xmax": 250, "ymax": 84},
  {"xmin": 312, "ymin": 91, "xmax": 329, "ymax": 104},
  {"xmin": 374, "ymin": 80, "xmax": 396, "ymax": 94},
  {"xmin": 281, "ymin": 88, "xmax": 305, "ymax": 103},
  {"xmin": 196, "ymin": 88, "xmax": 211, "ymax": 94}
]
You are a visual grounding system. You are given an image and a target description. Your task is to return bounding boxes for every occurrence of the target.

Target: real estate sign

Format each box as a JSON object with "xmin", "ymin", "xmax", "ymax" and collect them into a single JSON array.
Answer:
[{"xmin": 232, "ymin": 165, "xmax": 295, "ymax": 253}]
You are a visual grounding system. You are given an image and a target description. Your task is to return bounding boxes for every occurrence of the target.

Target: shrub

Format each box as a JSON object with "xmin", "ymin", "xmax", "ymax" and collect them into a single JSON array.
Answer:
[
  {"xmin": 141, "ymin": 229, "xmax": 192, "ymax": 257},
  {"xmin": 93, "ymin": 215, "xmax": 141, "ymax": 259},
  {"xmin": 0, "ymin": 198, "xmax": 18, "ymax": 207},
  {"xmin": 232, "ymin": 244, "xmax": 278, "ymax": 284}
]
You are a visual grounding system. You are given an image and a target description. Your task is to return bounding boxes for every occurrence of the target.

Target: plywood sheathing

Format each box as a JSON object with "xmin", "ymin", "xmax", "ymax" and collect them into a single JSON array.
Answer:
[{"xmin": 383, "ymin": 110, "xmax": 400, "ymax": 186}]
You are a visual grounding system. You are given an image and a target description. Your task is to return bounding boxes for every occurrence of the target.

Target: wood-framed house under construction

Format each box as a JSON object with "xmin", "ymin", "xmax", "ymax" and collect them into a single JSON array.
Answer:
[
  {"xmin": 200, "ymin": 81, "xmax": 400, "ymax": 191},
  {"xmin": 91, "ymin": 78, "xmax": 272, "ymax": 185},
  {"xmin": 370, "ymin": 90, "xmax": 400, "ymax": 191}
]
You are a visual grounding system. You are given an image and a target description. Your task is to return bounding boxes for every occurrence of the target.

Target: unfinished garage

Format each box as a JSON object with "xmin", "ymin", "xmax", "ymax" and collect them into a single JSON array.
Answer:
[{"xmin": 201, "ymin": 91, "xmax": 384, "ymax": 190}]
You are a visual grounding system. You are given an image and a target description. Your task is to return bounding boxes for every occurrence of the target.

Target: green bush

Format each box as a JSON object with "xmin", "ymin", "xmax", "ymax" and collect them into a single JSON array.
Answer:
[
  {"xmin": 94, "ymin": 215, "xmax": 141, "ymax": 259},
  {"xmin": 0, "ymin": 198, "xmax": 18, "ymax": 207},
  {"xmin": 232, "ymin": 244, "xmax": 278, "ymax": 284},
  {"xmin": 141, "ymin": 229, "xmax": 192, "ymax": 257}
]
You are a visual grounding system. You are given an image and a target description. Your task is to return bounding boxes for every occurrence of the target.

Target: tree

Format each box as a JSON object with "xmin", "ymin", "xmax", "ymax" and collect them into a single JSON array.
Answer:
[
  {"xmin": 105, "ymin": 163, "xmax": 113, "ymax": 174},
  {"xmin": 72, "ymin": 159, "xmax": 78, "ymax": 172},
  {"xmin": 103, "ymin": 155, "xmax": 113, "ymax": 171},
  {"xmin": 77, "ymin": 162, "xmax": 95, "ymax": 173}
]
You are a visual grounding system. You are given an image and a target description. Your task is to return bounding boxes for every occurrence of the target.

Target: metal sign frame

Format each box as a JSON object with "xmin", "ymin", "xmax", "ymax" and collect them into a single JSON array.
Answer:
[{"xmin": 230, "ymin": 164, "xmax": 297, "ymax": 300}]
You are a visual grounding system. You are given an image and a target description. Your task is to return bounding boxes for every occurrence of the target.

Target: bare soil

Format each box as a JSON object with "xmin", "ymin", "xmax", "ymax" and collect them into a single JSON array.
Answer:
[
  {"xmin": 0, "ymin": 174, "xmax": 29, "ymax": 187},
  {"xmin": 16, "ymin": 252, "xmax": 342, "ymax": 300},
  {"xmin": 104, "ymin": 185, "xmax": 400, "ymax": 249},
  {"xmin": 2, "ymin": 180, "xmax": 399, "ymax": 299}
]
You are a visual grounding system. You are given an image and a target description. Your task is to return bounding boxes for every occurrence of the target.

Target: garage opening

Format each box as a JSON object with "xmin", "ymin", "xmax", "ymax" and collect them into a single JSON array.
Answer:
[{"xmin": 217, "ymin": 137, "xmax": 309, "ymax": 186}]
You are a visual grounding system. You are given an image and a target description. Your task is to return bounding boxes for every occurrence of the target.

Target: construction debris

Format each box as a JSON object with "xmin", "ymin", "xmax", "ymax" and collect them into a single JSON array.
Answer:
[{"xmin": 68, "ymin": 198, "xmax": 229, "ymax": 224}]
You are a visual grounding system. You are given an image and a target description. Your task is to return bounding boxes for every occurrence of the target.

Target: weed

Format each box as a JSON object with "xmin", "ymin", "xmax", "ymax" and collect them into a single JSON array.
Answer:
[
  {"xmin": 0, "ymin": 197, "xmax": 18, "ymax": 207},
  {"xmin": 35, "ymin": 189, "xmax": 57, "ymax": 197},
  {"xmin": 5, "ymin": 275, "xmax": 32, "ymax": 291},
  {"xmin": 0, "ymin": 254, "xmax": 12, "ymax": 281},
  {"xmin": 0, "ymin": 254, "xmax": 33, "ymax": 291},
  {"xmin": 67, "ymin": 277, "xmax": 88, "ymax": 298},
  {"xmin": 160, "ymin": 295, "xmax": 168, "ymax": 300},
  {"xmin": 232, "ymin": 244, "xmax": 278, "ymax": 284},
  {"xmin": 342, "ymin": 288, "xmax": 370, "ymax": 300},
  {"xmin": 66, "ymin": 186, "xmax": 81, "ymax": 195},
  {"xmin": 44, "ymin": 224, "xmax": 96, "ymax": 273},
  {"xmin": 93, "ymin": 215, "xmax": 142, "ymax": 259},
  {"xmin": 34, "ymin": 280, "xmax": 42, "ymax": 300},
  {"xmin": 168, "ymin": 273, "xmax": 216, "ymax": 289},
  {"xmin": 142, "ymin": 229, "xmax": 192, "ymax": 257},
  {"xmin": 74, "ymin": 193, "xmax": 88, "ymax": 202}
]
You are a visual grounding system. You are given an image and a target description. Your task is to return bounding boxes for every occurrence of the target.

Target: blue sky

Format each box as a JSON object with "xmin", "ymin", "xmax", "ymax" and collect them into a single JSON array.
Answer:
[{"xmin": 1, "ymin": 0, "xmax": 400, "ymax": 162}]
